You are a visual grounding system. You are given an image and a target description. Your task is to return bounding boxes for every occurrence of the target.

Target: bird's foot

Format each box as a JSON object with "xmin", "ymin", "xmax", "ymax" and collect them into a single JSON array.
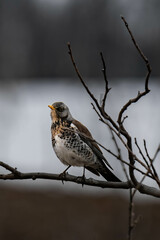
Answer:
[
  {"xmin": 59, "ymin": 165, "xmax": 71, "ymax": 184},
  {"xmin": 59, "ymin": 171, "xmax": 66, "ymax": 178},
  {"xmin": 59, "ymin": 171, "xmax": 67, "ymax": 184}
]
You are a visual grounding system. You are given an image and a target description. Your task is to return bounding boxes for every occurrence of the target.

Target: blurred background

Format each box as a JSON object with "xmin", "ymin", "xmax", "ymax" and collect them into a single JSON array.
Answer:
[{"xmin": 0, "ymin": 0, "xmax": 160, "ymax": 239}]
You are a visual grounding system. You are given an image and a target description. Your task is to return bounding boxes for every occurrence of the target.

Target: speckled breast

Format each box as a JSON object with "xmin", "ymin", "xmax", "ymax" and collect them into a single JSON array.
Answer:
[{"xmin": 51, "ymin": 121, "xmax": 96, "ymax": 166}]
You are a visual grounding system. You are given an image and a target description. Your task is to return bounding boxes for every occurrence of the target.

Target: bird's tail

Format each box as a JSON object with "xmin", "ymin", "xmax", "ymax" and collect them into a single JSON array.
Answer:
[{"xmin": 97, "ymin": 161, "xmax": 121, "ymax": 182}]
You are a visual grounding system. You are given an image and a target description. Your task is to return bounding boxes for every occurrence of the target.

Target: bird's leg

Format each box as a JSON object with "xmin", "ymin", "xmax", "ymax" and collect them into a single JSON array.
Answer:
[
  {"xmin": 59, "ymin": 165, "xmax": 71, "ymax": 178},
  {"xmin": 81, "ymin": 167, "xmax": 86, "ymax": 187}
]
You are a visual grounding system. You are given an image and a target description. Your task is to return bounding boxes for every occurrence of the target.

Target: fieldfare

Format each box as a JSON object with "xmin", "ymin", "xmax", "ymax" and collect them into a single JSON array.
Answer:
[{"xmin": 48, "ymin": 102, "xmax": 121, "ymax": 182}]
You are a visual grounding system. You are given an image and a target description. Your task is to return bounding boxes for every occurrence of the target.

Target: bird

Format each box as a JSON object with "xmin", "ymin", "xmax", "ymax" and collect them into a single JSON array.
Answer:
[{"xmin": 48, "ymin": 102, "xmax": 121, "ymax": 182}]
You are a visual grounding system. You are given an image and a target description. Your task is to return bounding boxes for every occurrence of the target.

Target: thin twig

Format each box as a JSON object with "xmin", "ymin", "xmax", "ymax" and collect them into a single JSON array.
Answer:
[
  {"xmin": 132, "ymin": 164, "xmax": 160, "ymax": 197},
  {"xmin": 68, "ymin": 42, "xmax": 99, "ymax": 107},
  {"xmin": 132, "ymin": 143, "xmax": 160, "ymax": 196},
  {"xmin": 108, "ymin": 125, "xmax": 130, "ymax": 181},
  {"xmin": 117, "ymin": 91, "xmax": 150, "ymax": 127},
  {"xmin": 153, "ymin": 144, "xmax": 160, "ymax": 161},
  {"xmin": 91, "ymin": 104, "xmax": 151, "ymax": 172},
  {"xmin": 134, "ymin": 138, "xmax": 151, "ymax": 171},
  {"xmin": 68, "ymin": 42, "xmax": 120, "ymax": 133},
  {"xmin": 0, "ymin": 161, "xmax": 21, "ymax": 176},
  {"xmin": 121, "ymin": 16, "xmax": 151, "ymax": 92},
  {"xmin": 143, "ymin": 140, "xmax": 159, "ymax": 179},
  {"xmin": 117, "ymin": 15, "xmax": 152, "ymax": 191},
  {"xmin": 100, "ymin": 52, "xmax": 111, "ymax": 110},
  {"xmin": 117, "ymin": 16, "xmax": 151, "ymax": 126},
  {"xmin": 134, "ymin": 138, "xmax": 160, "ymax": 187}
]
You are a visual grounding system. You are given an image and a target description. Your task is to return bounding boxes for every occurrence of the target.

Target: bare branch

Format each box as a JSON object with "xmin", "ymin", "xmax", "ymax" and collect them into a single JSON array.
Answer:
[
  {"xmin": 153, "ymin": 144, "xmax": 160, "ymax": 161},
  {"xmin": 67, "ymin": 42, "xmax": 99, "ymax": 107},
  {"xmin": 100, "ymin": 52, "xmax": 111, "ymax": 110},
  {"xmin": 117, "ymin": 91, "xmax": 150, "ymax": 127},
  {"xmin": 0, "ymin": 161, "xmax": 160, "ymax": 197},
  {"xmin": 121, "ymin": 16, "xmax": 151, "ymax": 92},
  {"xmin": 134, "ymin": 138, "xmax": 160, "ymax": 186},
  {"xmin": 117, "ymin": 16, "xmax": 152, "ymax": 126},
  {"xmin": 114, "ymin": 16, "xmax": 152, "ymax": 190},
  {"xmin": 135, "ymin": 138, "xmax": 150, "ymax": 170},
  {"xmin": 132, "ymin": 143, "xmax": 160, "ymax": 195},
  {"xmin": 0, "ymin": 161, "xmax": 21, "ymax": 176},
  {"xmin": 91, "ymin": 104, "xmax": 151, "ymax": 172},
  {"xmin": 68, "ymin": 42, "xmax": 120, "ymax": 133},
  {"xmin": 67, "ymin": 16, "xmax": 160, "ymax": 200},
  {"xmin": 108, "ymin": 123, "xmax": 130, "ymax": 181},
  {"xmin": 0, "ymin": 161, "xmax": 128, "ymax": 188},
  {"xmin": 143, "ymin": 140, "xmax": 159, "ymax": 179}
]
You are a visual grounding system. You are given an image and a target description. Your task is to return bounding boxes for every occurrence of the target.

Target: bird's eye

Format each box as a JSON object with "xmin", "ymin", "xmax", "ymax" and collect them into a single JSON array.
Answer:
[{"xmin": 57, "ymin": 107, "xmax": 64, "ymax": 112}]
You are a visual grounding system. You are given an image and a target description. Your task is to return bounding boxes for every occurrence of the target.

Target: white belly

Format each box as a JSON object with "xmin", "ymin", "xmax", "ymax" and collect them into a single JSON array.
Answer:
[{"xmin": 53, "ymin": 135, "xmax": 96, "ymax": 167}]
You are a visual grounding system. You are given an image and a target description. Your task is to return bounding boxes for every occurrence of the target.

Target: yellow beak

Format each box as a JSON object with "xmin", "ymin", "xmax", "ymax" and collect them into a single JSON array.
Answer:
[{"xmin": 48, "ymin": 105, "xmax": 55, "ymax": 110}]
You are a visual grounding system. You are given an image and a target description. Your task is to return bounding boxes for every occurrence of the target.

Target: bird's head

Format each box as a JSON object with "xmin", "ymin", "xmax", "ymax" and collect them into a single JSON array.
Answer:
[{"xmin": 48, "ymin": 102, "xmax": 73, "ymax": 123}]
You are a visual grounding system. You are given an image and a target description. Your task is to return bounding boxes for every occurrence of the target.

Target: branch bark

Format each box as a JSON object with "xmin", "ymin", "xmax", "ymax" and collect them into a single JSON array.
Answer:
[
  {"xmin": 0, "ymin": 161, "xmax": 160, "ymax": 198},
  {"xmin": 0, "ymin": 161, "xmax": 128, "ymax": 188}
]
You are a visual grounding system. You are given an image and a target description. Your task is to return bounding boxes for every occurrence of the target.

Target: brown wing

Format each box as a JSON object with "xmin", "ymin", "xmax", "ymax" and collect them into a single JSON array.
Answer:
[
  {"xmin": 72, "ymin": 119, "xmax": 101, "ymax": 152},
  {"xmin": 72, "ymin": 119, "xmax": 113, "ymax": 170}
]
